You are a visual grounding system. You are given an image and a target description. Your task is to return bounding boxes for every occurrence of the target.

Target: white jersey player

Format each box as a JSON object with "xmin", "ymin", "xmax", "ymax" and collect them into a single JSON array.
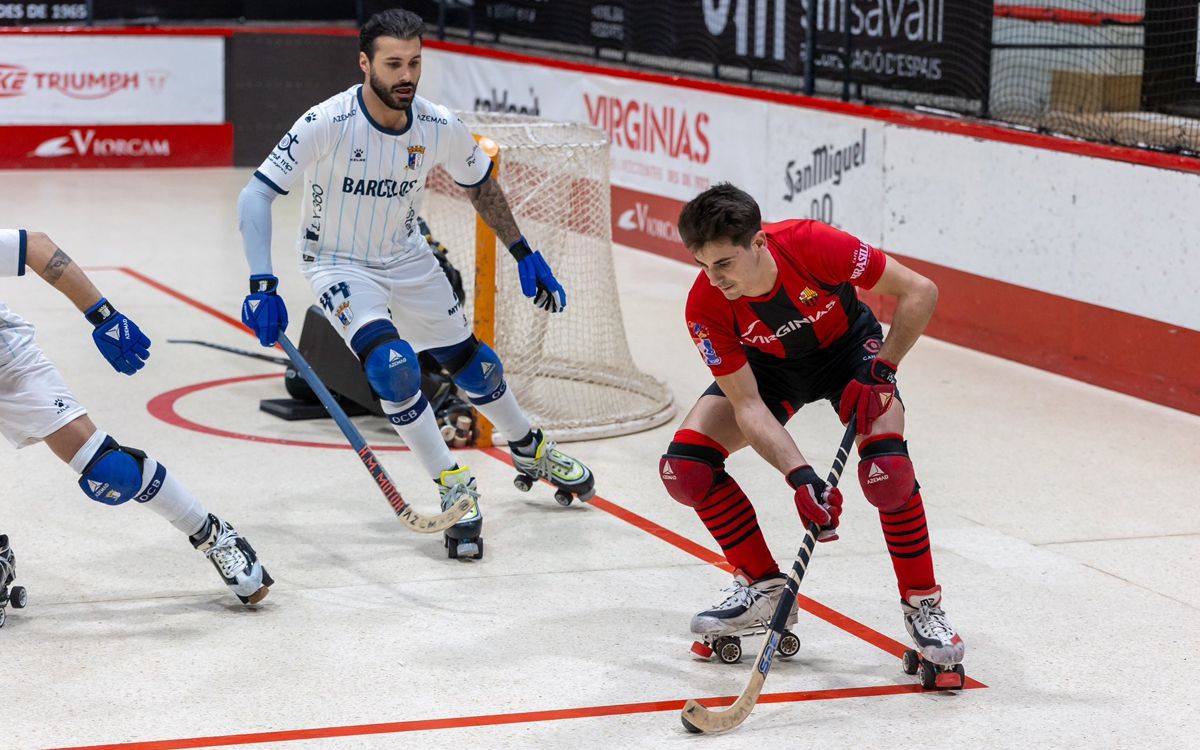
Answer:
[
  {"xmin": 0, "ymin": 229, "xmax": 271, "ymax": 607},
  {"xmin": 236, "ymin": 8, "xmax": 594, "ymax": 560}
]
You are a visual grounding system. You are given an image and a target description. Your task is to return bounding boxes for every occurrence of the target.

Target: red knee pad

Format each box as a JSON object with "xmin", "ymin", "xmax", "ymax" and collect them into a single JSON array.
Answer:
[
  {"xmin": 659, "ymin": 455, "xmax": 716, "ymax": 507},
  {"xmin": 858, "ymin": 434, "xmax": 917, "ymax": 512},
  {"xmin": 660, "ymin": 430, "xmax": 727, "ymax": 507}
]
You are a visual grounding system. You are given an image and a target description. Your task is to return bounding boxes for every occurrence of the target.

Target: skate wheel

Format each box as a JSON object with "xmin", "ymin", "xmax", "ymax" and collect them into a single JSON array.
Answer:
[
  {"xmin": 554, "ymin": 489, "xmax": 573, "ymax": 507},
  {"xmin": 778, "ymin": 630, "xmax": 801, "ymax": 658},
  {"xmin": 0, "ymin": 607, "xmax": 5, "ymax": 628},
  {"xmin": 714, "ymin": 636, "xmax": 742, "ymax": 664},
  {"xmin": 457, "ymin": 540, "xmax": 480, "ymax": 558},
  {"xmin": 918, "ymin": 660, "xmax": 938, "ymax": 690},
  {"xmin": 901, "ymin": 649, "xmax": 920, "ymax": 675},
  {"xmin": 513, "ymin": 474, "xmax": 533, "ymax": 492},
  {"xmin": 10, "ymin": 586, "xmax": 27, "ymax": 609},
  {"xmin": 690, "ymin": 640, "xmax": 713, "ymax": 659},
  {"xmin": 445, "ymin": 535, "xmax": 459, "ymax": 559},
  {"xmin": 474, "ymin": 538, "xmax": 484, "ymax": 560}
]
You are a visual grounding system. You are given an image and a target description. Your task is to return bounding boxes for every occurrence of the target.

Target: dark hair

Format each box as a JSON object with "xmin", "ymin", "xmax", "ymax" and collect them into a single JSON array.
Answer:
[
  {"xmin": 360, "ymin": 8, "xmax": 425, "ymax": 59},
  {"xmin": 677, "ymin": 182, "xmax": 762, "ymax": 250}
]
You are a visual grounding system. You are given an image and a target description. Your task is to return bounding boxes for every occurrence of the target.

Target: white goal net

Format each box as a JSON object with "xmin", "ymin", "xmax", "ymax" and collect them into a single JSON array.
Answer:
[{"xmin": 422, "ymin": 111, "xmax": 674, "ymax": 442}]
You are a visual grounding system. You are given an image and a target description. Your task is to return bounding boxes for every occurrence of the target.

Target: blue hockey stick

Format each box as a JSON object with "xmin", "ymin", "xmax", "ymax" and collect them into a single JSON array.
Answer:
[{"xmin": 277, "ymin": 333, "xmax": 472, "ymax": 533}]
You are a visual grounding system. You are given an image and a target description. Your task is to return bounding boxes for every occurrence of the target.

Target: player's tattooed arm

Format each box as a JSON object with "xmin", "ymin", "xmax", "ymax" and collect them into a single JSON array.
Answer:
[
  {"xmin": 465, "ymin": 177, "xmax": 522, "ymax": 247},
  {"xmin": 43, "ymin": 247, "xmax": 73, "ymax": 285},
  {"xmin": 24, "ymin": 231, "xmax": 105, "ymax": 312}
]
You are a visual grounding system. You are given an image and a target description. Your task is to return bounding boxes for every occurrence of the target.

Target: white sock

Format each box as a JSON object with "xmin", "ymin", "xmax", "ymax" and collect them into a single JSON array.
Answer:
[
  {"xmin": 67, "ymin": 430, "xmax": 108, "ymax": 474},
  {"xmin": 381, "ymin": 394, "xmax": 456, "ymax": 479},
  {"xmin": 467, "ymin": 384, "xmax": 531, "ymax": 445},
  {"xmin": 139, "ymin": 462, "xmax": 209, "ymax": 537},
  {"xmin": 68, "ymin": 431, "xmax": 207, "ymax": 536}
]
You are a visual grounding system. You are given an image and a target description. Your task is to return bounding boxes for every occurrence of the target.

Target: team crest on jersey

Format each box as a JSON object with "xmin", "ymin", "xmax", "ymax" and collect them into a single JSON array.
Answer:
[
  {"xmin": 798, "ymin": 287, "xmax": 818, "ymax": 306},
  {"xmin": 406, "ymin": 145, "xmax": 425, "ymax": 170},
  {"xmin": 335, "ymin": 300, "xmax": 353, "ymax": 327},
  {"xmin": 688, "ymin": 320, "xmax": 722, "ymax": 367}
]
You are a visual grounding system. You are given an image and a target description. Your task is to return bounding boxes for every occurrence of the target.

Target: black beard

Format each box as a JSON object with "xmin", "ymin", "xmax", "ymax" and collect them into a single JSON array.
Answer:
[{"xmin": 369, "ymin": 71, "xmax": 414, "ymax": 111}]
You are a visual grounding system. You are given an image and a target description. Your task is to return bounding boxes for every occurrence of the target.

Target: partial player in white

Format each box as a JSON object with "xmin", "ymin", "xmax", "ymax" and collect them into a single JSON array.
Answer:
[
  {"xmin": 236, "ymin": 8, "xmax": 593, "ymax": 560},
  {"xmin": 0, "ymin": 229, "xmax": 272, "ymax": 607}
]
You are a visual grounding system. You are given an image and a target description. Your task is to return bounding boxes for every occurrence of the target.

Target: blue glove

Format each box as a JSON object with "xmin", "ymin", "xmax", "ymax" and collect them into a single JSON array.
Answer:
[
  {"xmin": 242, "ymin": 274, "xmax": 288, "ymax": 347},
  {"xmin": 85, "ymin": 298, "xmax": 151, "ymax": 376},
  {"xmin": 509, "ymin": 237, "xmax": 566, "ymax": 313}
]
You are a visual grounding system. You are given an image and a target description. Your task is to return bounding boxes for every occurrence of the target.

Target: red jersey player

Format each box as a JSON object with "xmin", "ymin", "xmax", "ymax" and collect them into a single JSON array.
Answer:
[{"xmin": 659, "ymin": 183, "xmax": 965, "ymax": 686}]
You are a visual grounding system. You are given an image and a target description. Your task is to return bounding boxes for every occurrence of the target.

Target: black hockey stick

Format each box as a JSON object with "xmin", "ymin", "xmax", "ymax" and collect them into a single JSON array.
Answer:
[
  {"xmin": 167, "ymin": 338, "xmax": 291, "ymax": 366},
  {"xmin": 680, "ymin": 415, "xmax": 858, "ymax": 734},
  {"xmin": 277, "ymin": 333, "xmax": 473, "ymax": 533}
]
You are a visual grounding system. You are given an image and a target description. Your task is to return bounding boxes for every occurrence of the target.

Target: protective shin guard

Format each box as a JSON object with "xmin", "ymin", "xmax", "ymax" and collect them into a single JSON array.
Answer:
[
  {"xmin": 669, "ymin": 429, "xmax": 777, "ymax": 581},
  {"xmin": 879, "ymin": 489, "xmax": 936, "ymax": 596}
]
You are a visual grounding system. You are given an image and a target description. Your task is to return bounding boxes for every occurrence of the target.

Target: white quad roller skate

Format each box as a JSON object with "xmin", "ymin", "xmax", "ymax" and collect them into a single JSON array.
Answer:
[
  {"xmin": 0, "ymin": 535, "xmax": 28, "ymax": 629},
  {"xmin": 900, "ymin": 585, "xmax": 966, "ymax": 689},
  {"xmin": 689, "ymin": 571, "xmax": 801, "ymax": 665},
  {"xmin": 439, "ymin": 466, "xmax": 483, "ymax": 560},
  {"xmin": 510, "ymin": 429, "xmax": 595, "ymax": 506},
  {"xmin": 190, "ymin": 514, "xmax": 273, "ymax": 605}
]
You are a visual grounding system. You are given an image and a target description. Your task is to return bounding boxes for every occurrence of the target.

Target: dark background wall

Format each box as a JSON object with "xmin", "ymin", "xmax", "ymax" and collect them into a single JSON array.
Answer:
[{"xmin": 226, "ymin": 33, "xmax": 361, "ymax": 166}]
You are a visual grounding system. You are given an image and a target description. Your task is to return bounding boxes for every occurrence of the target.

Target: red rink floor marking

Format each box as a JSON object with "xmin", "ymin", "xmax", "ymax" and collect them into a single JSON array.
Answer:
[
  {"xmin": 146, "ymin": 373, "xmax": 409, "ymax": 452},
  {"xmin": 71, "ymin": 268, "xmax": 986, "ymax": 749},
  {"xmin": 48, "ymin": 684, "xmax": 952, "ymax": 750}
]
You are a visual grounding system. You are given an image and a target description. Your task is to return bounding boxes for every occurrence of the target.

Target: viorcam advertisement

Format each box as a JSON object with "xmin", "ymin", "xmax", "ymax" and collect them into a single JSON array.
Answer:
[{"xmin": 0, "ymin": 35, "xmax": 224, "ymax": 124}]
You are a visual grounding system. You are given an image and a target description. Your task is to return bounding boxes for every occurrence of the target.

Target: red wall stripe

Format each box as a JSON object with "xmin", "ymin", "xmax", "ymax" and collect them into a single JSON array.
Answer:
[{"xmin": 861, "ymin": 255, "xmax": 1200, "ymax": 415}]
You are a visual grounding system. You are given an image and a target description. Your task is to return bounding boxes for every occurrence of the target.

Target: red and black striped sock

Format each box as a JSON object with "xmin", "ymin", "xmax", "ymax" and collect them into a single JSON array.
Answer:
[
  {"xmin": 879, "ymin": 490, "xmax": 936, "ymax": 596},
  {"xmin": 670, "ymin": 429, "xmax": 777, "ymax": 581},
  {"xmin": 696, "ymin": 473, "xmax": 778, "ymax": 581}
]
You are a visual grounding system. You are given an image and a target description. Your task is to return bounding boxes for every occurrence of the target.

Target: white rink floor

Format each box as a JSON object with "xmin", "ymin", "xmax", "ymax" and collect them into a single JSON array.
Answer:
[{"xmin": 2, "ymin": 169, "xmax": 1198, "ymax": 750}]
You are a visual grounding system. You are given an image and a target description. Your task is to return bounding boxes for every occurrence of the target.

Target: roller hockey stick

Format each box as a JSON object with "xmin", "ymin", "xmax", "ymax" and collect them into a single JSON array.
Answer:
[
  {"xmin": 167, "ymin": 339, "xmax": 291, "ymax": 365},
  {"xmin": 680, "ymin": 415, "xmax": 858, "ymax": 734},
  {"xmin": 277, "ymin": 333, "xmax": 473, "ymax": 533}
]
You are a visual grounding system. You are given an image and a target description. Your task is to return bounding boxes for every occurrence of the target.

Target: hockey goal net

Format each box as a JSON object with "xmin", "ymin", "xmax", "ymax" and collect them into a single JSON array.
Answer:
[{"xmin": 422, "ymin": 111, "xmax": 674, "ymax": 442}]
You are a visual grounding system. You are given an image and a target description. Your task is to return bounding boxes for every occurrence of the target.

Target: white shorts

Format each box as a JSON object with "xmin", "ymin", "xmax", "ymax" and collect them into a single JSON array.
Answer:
[
  {"xmin": 303, "ymin": 249, "xmax": 472, "ymax": 353},
  {"xmin": 0, "ymin": 310, "xmax": 87, "ymax": 448}
]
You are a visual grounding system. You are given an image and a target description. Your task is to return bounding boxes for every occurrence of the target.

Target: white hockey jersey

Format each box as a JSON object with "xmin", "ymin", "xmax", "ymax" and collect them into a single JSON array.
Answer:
[
  {"xmin": 254, "ymin": 85, "xmax": 491, "ymax": 269},
  {"xmin": 0, "ymin": 229, "xmax": 34, "ymax": 367}
]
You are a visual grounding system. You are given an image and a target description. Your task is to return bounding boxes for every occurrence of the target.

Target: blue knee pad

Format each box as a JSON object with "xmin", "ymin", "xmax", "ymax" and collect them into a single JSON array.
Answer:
[
  {"xmin": 78, "ymin": 436, "xmax": 162, "ymax": 506},
  {"xmin": 352, "ymin": 319, "xmax": 422, "ymax": 403},
  {"xmin": 433, "ymin": 338, "xmax": 505, "ymax": 401}
]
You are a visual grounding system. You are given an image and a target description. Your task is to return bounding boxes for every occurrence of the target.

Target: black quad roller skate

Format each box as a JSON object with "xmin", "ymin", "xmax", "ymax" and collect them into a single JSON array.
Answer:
[
  {"xmin": 901, "ymin": 586, "xmax": 966, "ymax": 690},
  {"xmin": 510, "ymin": 429, "xmax": 595, "ymax": 506},
  {"xmin": 689, "ymin": 572, "xmax": 800, "ymax": 664},
  {"xmin": 0, "ymin": 535, "xmax": 28, "ymax": 629},
  {"xmin": 439, "ymin": 466, "xmax": 483, "ymax": 559}
]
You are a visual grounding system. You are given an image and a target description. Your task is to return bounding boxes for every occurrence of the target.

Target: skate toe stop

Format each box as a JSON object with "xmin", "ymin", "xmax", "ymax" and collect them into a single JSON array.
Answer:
[{"xmin": 246, "ymin": 586, "xmax": 271, "ymax": 605}]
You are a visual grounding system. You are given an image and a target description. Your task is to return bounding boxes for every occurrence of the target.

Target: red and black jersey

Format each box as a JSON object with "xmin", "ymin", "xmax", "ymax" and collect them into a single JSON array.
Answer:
[{"xmin": 685, "ymin": 220, "xmax": 886, "ymax": 377}]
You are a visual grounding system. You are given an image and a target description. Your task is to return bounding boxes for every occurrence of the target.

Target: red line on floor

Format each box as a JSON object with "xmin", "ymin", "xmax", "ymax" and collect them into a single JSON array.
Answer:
[
  {"xmin": 145, "ymin": 373, "xmax": 410, "ymax": 452},
  {"xmin": 116, "ymin": 267, "xmax": 247, "ymax": 335},
  {"xmin": 50, "ymin": 682, "xmax": 979, "ymax": 750}
]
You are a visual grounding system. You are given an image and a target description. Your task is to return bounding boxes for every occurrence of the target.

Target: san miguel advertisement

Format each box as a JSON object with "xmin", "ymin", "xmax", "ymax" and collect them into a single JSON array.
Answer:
[{"xmin": 470, "ymin": 1, "xmax": 992, "ymax": 101}]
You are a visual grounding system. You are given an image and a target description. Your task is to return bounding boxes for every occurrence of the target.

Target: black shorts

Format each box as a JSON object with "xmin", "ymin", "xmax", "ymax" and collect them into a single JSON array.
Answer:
[{"xmin": 702, "ymin": 313, "xmax": 897, "ymax": 425}]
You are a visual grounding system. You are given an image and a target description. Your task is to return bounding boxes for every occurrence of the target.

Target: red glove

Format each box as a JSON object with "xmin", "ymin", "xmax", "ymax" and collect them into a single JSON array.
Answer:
[
  {"xmin": 787, "ymin": 466, "xmax": 843, "ymax": 543},
  {"xmin": 838, "ymin": 358, "xmax": 897, "ymax": 434}
]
